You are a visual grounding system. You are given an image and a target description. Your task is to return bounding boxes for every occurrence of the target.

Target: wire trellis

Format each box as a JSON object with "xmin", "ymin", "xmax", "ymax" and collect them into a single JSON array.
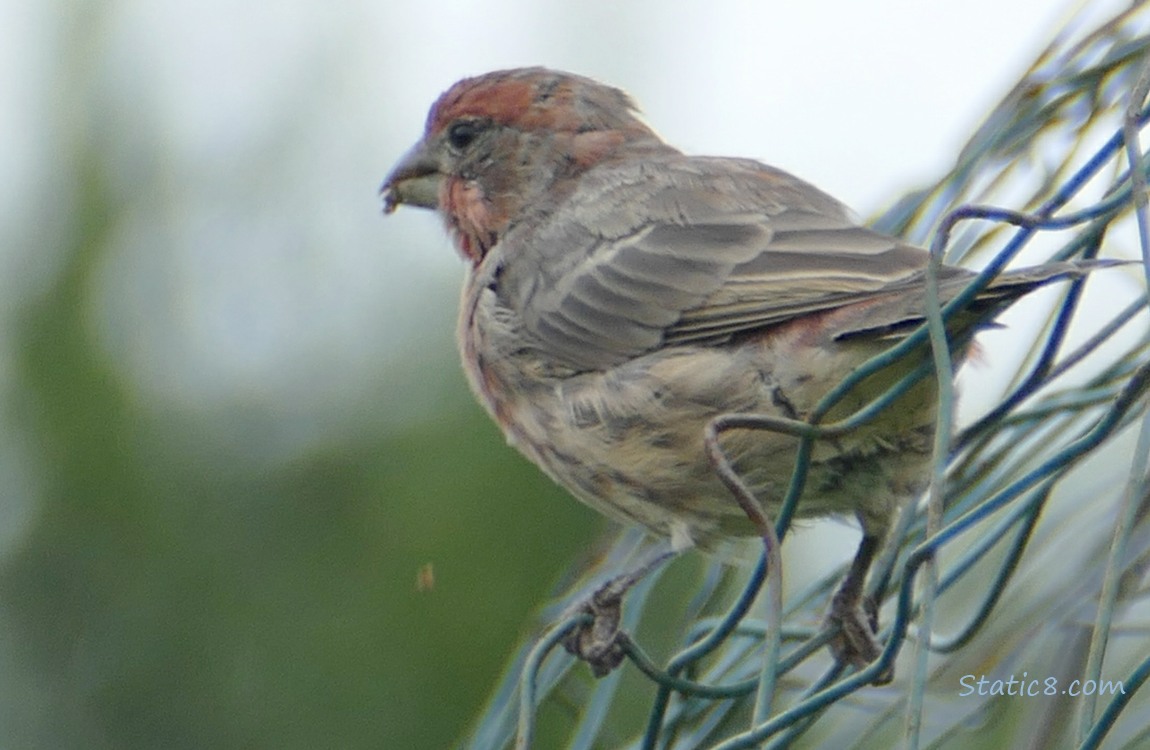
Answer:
[{"xmin": 462, "ymin": 3, "xmax": 1150, "ymax": 748}]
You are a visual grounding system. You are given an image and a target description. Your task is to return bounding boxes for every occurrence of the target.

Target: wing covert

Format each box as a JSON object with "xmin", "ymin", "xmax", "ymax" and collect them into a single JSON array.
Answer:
[{"xmin": 498, "ymin": 156, "xmax": 932, "ymax": 370}]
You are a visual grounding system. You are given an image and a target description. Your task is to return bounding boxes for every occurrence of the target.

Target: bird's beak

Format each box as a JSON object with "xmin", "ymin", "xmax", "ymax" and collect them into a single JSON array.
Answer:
[{"xmin": 380, "ymin": 141, "xmax": 442, "ymax": 214}]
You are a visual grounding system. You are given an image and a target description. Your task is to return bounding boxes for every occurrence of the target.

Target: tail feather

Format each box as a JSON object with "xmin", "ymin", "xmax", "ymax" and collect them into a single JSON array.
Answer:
[{"xmin": 833, "ymin": 259, "xmax": 1125, "ymax": 342}]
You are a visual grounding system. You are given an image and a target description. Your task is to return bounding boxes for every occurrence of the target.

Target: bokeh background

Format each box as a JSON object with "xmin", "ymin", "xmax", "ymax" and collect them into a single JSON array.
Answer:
[{"xmin": 0, "ymin": 0, "xmax": 1133, "ymax": 748}]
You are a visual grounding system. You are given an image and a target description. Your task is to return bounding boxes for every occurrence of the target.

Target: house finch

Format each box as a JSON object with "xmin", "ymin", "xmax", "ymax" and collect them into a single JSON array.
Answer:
[{"xmin": 380, "ymin": 67, "xmax": 1101, "ymax": 678}]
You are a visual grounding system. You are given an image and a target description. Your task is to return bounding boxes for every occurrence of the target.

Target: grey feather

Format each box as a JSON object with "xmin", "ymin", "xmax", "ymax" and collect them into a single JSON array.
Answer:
[{"xmin": 495, "ymin": 153, "xmax": 1106, "ymax": 371}]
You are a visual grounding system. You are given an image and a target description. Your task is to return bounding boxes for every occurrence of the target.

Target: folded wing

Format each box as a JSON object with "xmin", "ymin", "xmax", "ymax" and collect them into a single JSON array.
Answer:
[{"xmin": 498, "ymin": 156, "xmax": 970, "ymax": 371}]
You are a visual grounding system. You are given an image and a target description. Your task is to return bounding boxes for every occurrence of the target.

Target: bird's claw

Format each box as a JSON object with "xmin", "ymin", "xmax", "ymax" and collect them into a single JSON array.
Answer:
[
  {"xmin": 827, "ymin": 591, "xmax": 892, "ymax": 684},
  {"xmin": 562, "ymin": 577, "xmax": 631, "ymax": 677}
]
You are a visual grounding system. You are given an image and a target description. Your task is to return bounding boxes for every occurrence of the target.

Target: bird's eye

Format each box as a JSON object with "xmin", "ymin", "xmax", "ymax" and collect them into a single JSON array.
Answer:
[{"xmin": 447, "ymin": 120, "xmax": 482, "ymax": 150}]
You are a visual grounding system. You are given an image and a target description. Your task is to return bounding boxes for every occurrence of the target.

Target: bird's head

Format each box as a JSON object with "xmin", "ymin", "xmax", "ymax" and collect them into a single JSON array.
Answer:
[{"xmin": 381, "ymin": 67, "xmax": 665, "ymax": 263}]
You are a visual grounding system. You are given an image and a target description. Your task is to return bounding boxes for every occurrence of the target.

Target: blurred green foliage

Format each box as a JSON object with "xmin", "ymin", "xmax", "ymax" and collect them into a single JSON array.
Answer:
[
  {"xmin": 1, "ymin": 24, "xmax": 603, "ymax": 750},
  {"xmin": 3, "ymin": 182, "xmax": 601, "ymax": 749}
]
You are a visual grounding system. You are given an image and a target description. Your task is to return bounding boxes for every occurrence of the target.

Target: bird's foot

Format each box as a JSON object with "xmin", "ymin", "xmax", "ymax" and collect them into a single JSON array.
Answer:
[
  {"xmin": 561, "ymin": 577, "xmax": 628, "ymax": 677},
  {"xmin": 561, "ymin": 549, "xmax": 673, "ymax": 677},
  {"xmin": 826, "ymin": 589, "xmax": 892, "ymax": 684}
]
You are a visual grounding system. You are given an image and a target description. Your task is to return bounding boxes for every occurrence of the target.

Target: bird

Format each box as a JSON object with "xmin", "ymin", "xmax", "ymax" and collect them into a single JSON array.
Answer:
[{"xmin": 380, "ymin": 67, "xmax": 1106, "ymax": 679}]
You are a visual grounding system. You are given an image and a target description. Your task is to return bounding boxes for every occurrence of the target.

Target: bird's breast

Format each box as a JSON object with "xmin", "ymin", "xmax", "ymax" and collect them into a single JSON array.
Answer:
[{"xmin": 458, "ymin": 280, "xmax": 938, "ymax": 547}]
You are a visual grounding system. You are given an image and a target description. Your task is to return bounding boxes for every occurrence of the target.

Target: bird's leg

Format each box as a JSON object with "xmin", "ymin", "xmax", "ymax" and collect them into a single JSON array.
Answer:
[
  {"xmin": 562, "ymin": 547, "xmax": 675, "ymax": 677},
  {"xmin": 826, "ymin": 532, "xmax": 892, "ymax": 683},
  {"xmin": 704, "ymin": 414, "xmax": 893, "ymax": 682}
]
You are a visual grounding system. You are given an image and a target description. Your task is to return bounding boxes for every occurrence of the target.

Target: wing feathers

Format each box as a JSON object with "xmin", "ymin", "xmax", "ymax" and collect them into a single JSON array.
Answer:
[
  {"xmin": 590, "ymin": 261, "xmax": 704, "ymax": 310},
  {"xmin": 499, "ymin": 155, "xmax": 1081, "ymax": 371}
]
